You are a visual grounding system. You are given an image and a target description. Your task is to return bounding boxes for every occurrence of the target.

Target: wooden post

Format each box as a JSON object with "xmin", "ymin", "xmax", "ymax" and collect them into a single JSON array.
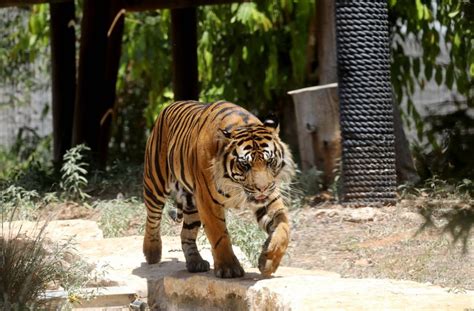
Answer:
[
  {"xmin": 49, "ymin": 1, "xmax": 76, "ymax": 169},
  {"xmin": 171, "ymin": 7, "xmax": 199, "ymax": 100},
  {"xmin": 73, "ymin": 0, "xmax": 123, "ymax": 168}
]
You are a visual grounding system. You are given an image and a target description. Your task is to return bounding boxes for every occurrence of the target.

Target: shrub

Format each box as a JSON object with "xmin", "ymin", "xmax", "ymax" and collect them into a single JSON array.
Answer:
[
  {"xmin": 59, "ymin": 144, "xmax": 91, "ymax": 201},
  {"xmin": 0, "ymin": 208, "xmax": 100, "ymax": 309}
]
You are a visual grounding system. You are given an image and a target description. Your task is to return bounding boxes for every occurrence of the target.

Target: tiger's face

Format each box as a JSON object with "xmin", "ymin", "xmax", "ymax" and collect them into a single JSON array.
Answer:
[
  {"xmin": 215, "ymin": 119, "xmax": 294, "ymax": 207},
  {"xmin": 230, "ymin": 137, "xmax": 281, "ymax": 203}
]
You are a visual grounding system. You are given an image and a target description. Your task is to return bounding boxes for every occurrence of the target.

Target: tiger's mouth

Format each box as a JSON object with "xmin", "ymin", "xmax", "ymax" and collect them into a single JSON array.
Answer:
[
  {"xmin": 243, "ymin": 186, "xmax": 273, "ymax": 204},
  {"xmin": 253, "ymin": 194, "xmax": 268, "ymax": 201},
  {"xmin": 247, "ymin": 193, "xmax": 270, "ymax": 204}
]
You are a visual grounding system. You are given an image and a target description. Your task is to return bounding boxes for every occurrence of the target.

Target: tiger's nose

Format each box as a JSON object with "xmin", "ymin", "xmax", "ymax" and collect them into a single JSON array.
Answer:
[
  {"xmin": 256, "ymin": 183, "xmax": 273, "ymax": 193},
  {"xmin": 256, "ymin": 185, "xmax": 268, "ymax": 192}
]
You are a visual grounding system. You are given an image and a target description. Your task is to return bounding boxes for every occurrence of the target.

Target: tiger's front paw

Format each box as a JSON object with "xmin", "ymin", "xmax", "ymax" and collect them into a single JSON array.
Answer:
[
  {"xmin": 214, "ymin": 258, "xmax": 245, "ymax": 278},
  {"xmin": 258, "ymin": 224, "xmax": 289, "ymax": 276},
  {"xmin": 186, "ymin": 258, "xmax": 210, "ymax": 273}
]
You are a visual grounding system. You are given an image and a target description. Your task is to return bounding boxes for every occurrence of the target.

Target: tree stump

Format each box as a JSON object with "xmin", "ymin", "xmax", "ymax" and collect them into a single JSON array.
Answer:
[{"xmin": 288, "ymin": 83, "xmax": 341, "ymax": 189}]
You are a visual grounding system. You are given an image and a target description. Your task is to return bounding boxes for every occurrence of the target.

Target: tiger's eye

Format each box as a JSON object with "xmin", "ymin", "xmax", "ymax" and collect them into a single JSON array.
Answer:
[
  {"xmin": 239, "ymin": 159, "xmax": 251, "ymax": 171},
  {"xmin": 266, "ymin": 157, "xmax": 275, "ymax": 167}
]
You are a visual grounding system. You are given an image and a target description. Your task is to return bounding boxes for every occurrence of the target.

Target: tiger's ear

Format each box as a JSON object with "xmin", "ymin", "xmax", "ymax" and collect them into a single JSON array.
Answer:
[{"xmin": 263, "ymin": 114, "xmax": 279, "ymax": 134}]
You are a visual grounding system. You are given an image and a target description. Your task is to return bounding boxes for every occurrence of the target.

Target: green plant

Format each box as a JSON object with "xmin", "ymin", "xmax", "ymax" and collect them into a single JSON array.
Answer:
[
  {"xmin": 0, "ymin": 134, "xmax": 54, "ymax": 192},
  {"xmin": 96, "ymin": 197, "xmax": 180, "ymax": 238},
  {"xmin": 389, "ymin": 0, "xmax": 473, "ymax": 183},
  {"xmin": 226, "ymin": 210, "xmax": 266, "ymax": 267},
  {"xmin": 399, "ymin": 175, "xmax": 473, "ymax": 200},
  {"xmin": 294, "ymin": 167, "xmax": 323, "ymax": 196},
  {"xmin": 0, "ymin": 7, "xmax": 50, "ymax": 109},
  {"xmin": 59, "ymin": 144, "xmax": 91, "ymax": 201},
  {"xmin": 95, "ymin": 197, "xmax": 146, "ymax": 238},
  {"xmin": 411, "ymin": 108, "xmax": 474, "ymax": 181},
  {"xmin": 0, "ymin": 185, "xmax": 40, "ymax": 221},
  {"xmin": 54, "ymin": 256, "xmax": 108, "ymax": 308}
]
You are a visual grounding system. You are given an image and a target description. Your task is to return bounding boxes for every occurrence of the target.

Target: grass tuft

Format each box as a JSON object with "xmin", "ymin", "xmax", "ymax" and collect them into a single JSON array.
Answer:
[{"xmin": 0, "ymin": 208, "xmax": 98, "ymax": 309}]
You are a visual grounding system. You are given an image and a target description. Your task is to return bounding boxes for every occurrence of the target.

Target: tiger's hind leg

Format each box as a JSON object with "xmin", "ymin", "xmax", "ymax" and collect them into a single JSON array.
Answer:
[{"xmin": 175, "ymin": 186, "xmax": 210, "ymax": 273}]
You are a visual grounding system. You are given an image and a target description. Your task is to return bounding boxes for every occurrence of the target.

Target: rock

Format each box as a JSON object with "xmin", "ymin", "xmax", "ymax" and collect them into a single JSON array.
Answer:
[
  {"xmin": 1, "ymin": 219, "xmax": 103, "ymax": 242},
  {"xmin": 75, "ymin": 235, "xmax": 252, "ymax": 298},
  {"xmin": 354, "ymin": 258, "xmax": 372, "ymax": 267},
  {"xmin": 313, "ymin": 207, "xmax": 384, "ymax": 222},
  {"xmin": 159, "ymin": 270, "xmax": 474, "ymax": 310},
  {"xmin": 343, "ymin": 207, "xmax": 383, "ymax": 222},
  {"xmin": 400, "ymin": 211, "xmax": 425, "ymax": 224},
  {"xmin": 159, "ymin": 268, "xmax": 339, "ymax": 311}
]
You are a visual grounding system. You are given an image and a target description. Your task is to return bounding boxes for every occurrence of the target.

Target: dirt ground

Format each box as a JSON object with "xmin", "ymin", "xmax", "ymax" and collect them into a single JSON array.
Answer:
[
  {"xmin": 39, "ymin": 196, "xmax": 473, "ymax": 291},
  {"xmin": 282, "ymin": 199, "xmax": 474, "ymax": 291}
]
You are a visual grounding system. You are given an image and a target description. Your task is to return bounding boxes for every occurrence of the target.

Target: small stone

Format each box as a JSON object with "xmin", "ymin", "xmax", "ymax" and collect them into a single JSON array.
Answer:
[
  {"xmin": 400, "ymin": 212, "xmax": 424, "ymax": 224},
  {"xmin": 343, "ymin": 207, "xmax": 382, "ymax": 223},
  {"xmin": 354, "ymin": 258, "xmax": 372, "ymax": 267}
]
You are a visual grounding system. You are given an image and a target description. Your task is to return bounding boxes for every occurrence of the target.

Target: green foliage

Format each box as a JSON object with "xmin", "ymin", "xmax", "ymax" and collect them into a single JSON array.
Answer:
[
  {"xmin": 0, "ymin": 132, "xmax": 54, "ymax": 192},
  {"xmin": 0, "ymin": 208, "xmax": 97, "ymax": 309},
  {"xmin": 198, "ymin": 1, "xmax": 315, "ymax": 109},
  {"xmin": 226, "ymin": 210, "xmax": 266, "ymax": 267},
  {"xmin": 87, "ymin": 161, "xmax": 143, "ymax": 199},
  {"xmin": 59, "ymin": 144, "xmax": 91, "ymax": 201},
  {"xmin": 0, "ymin": 7, "xmax": 50, "ymax": 108},
  {"xmin": 389, "ymin": 1, "xmax": 473, "ymax": 180},
  {"xmin": 0, "ymin": 185, "xmax": 40, "ymax": 220},
  {"xmin": 411, "ymin": 108, "xmax": 473, "ymax": 180},
  {"xmin": 95, "ymin": 197, "xmax": 145, "ymax": 238},
  {"xmin": 110, "ymin": 2, "xmax": 315, "ymax": 161},
  {"xmin": 399, "ymin": 175, "xmax": 473, "ymax": 199},
  {"xmin": 109, "ymin": 12, "xmax": 173, "ymax": 162},
  {"xmin": 390, "ymin": 0, "xmax": 473, "ymax": 108},
  {"xmin": 1, "ymin": 2, "xmax": 471, "ymax": 186}
]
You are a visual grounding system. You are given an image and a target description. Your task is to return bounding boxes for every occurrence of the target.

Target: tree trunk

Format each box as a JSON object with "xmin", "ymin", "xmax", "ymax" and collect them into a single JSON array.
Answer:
[
  {"xmin": 289, "ymin": 84, "xmax": 340, "ymax": 190},
  {"xmin": 72, "ymin": 0, "xmax": 109, "ymax": 164},
  {"xmin": 72, "ymin": 0, "xmax": 124, "ymax": 168},
  {"xmin": 171, "ymin": 7, "xmax": 199, "ymax": 101},
  {"xmin": 100, "ymin": 5, "xmax": 125, "ymax": 167},
  {"xmin": 49, "ymin": 1, "xmax": 76, "ymax": 170},
  {"xmin": 316, "ymin": 0, "xmax": 338, "ymax": 85},
  {"xmin": 393, "ymin": 101, "xmax": 420, "ymax": 184}
]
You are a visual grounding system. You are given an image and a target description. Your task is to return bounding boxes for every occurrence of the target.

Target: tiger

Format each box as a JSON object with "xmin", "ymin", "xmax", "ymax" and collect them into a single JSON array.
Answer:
[{"xmin": 143, "ymin": 100, "xmax": 295, "ymax": 278}]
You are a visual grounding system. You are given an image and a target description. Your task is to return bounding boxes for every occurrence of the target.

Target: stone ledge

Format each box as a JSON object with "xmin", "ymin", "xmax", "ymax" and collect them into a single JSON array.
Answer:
[
  {"xmin": 5, "ymin": 220, "xmax": 473, "ymax": 310},
  {"xmin": 155, "ymin": 270, "xmax": 474, "ymax": 310}
]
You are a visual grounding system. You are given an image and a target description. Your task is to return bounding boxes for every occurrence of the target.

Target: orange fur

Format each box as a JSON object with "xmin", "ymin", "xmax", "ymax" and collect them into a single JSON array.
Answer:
[{"xmin": 143, "ymin": 101, "xmax": 295, "ymax": 278}]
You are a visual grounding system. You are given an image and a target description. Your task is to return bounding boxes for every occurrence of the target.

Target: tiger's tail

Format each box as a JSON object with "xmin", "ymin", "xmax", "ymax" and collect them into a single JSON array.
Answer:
[{"xmin": 142, "ymin": 111, "xmax": 170, "ymax": 264}]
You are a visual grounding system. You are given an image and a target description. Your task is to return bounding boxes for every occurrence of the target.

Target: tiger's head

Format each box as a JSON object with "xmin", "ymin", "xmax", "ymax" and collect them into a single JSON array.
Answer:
[{"xmin": 214, "ymin": 118, "xmax": 295, "ymax": 207}]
